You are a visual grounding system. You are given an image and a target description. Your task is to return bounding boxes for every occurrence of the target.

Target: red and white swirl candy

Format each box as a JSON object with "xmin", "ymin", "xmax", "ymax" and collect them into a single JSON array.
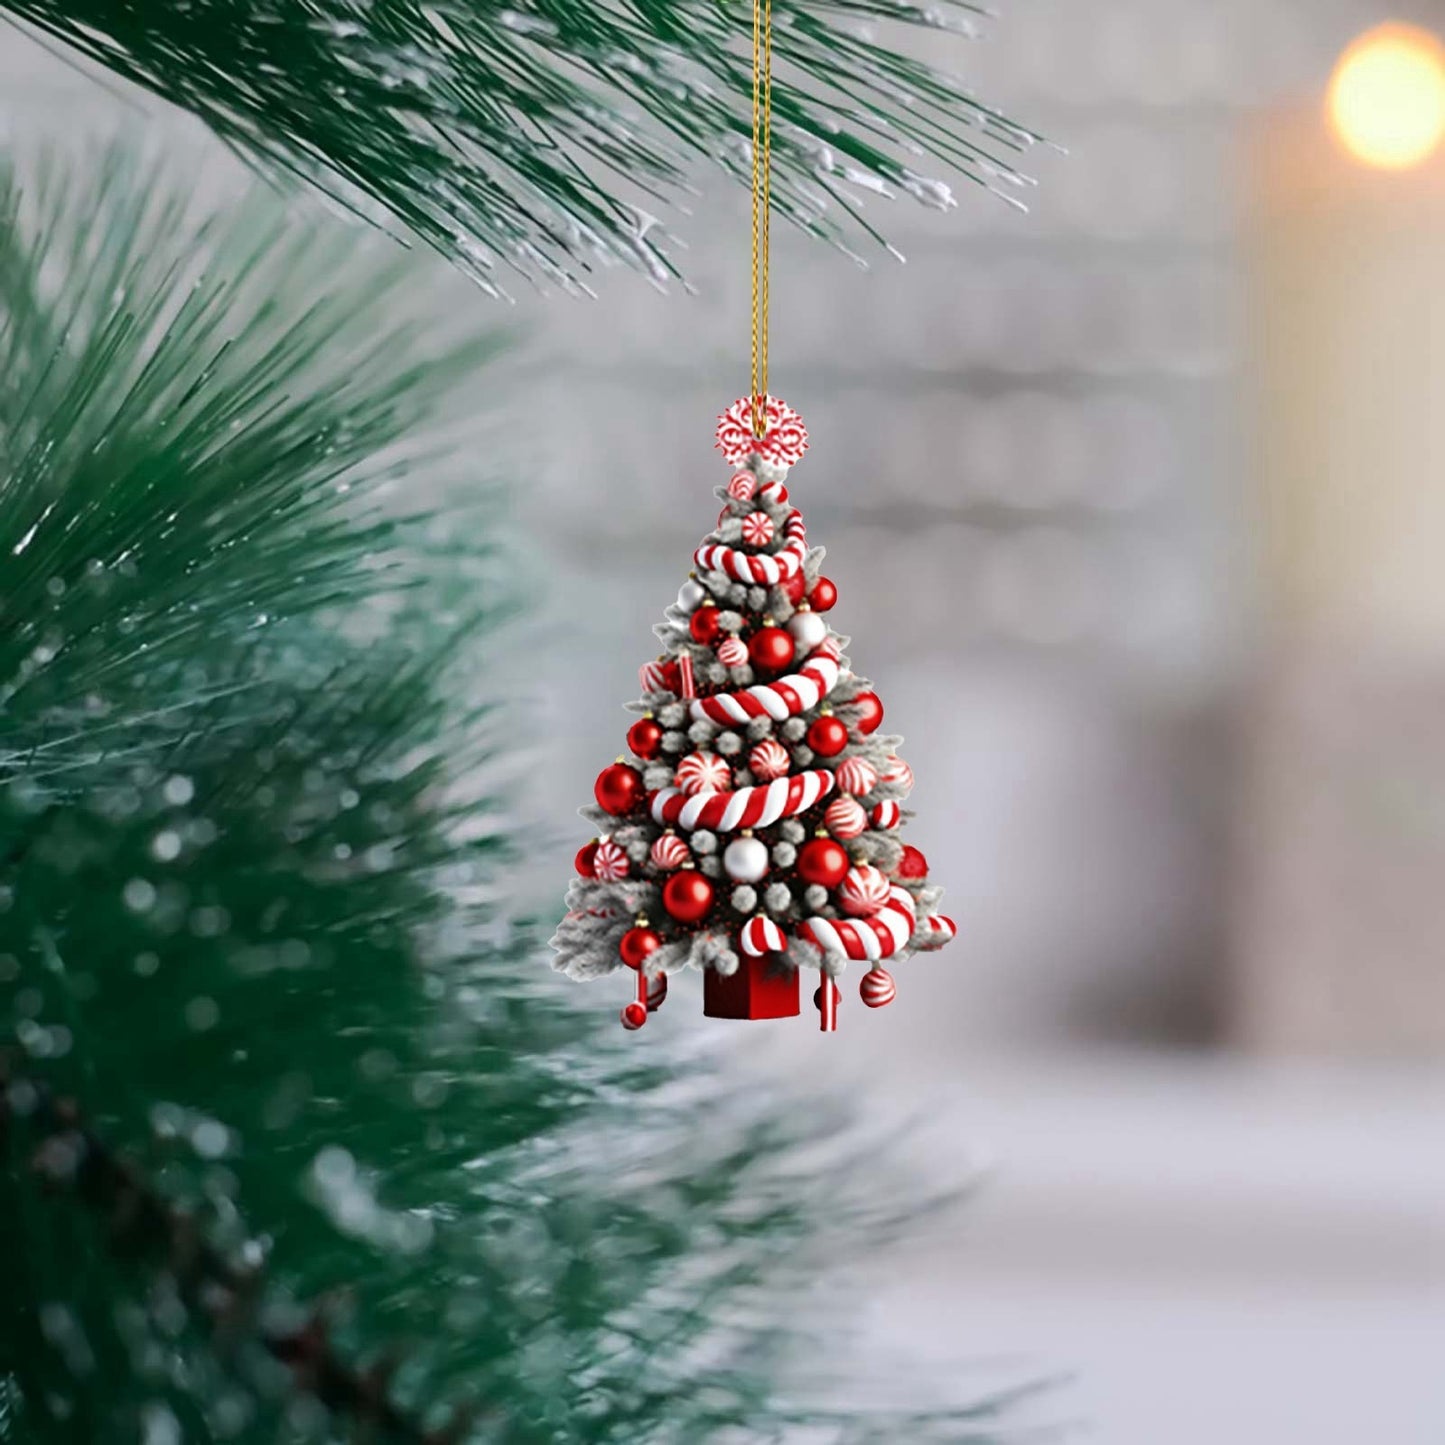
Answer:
[
  {"xmin": 695, "ymin": 504, "xmax": 807, "ymax": 585},
  {"xmin": 714, "ymin": 395, "xmax": 810, "ymax": 470},
  {"xmin": 691, "ymin": 640, "xmax": 841, "ymax": 726},
  {"xmin": 592, "ymin": 839, "xmax": 630, "ymax": 881},
  {"xmin": 838, "ymin": 864, "xmax": 890, "ymax": 917},
  {"xmin": 834, "ymin": 756, "xmax": 879, "ymax": 797},
  {"xmin": 639, "ymin": 659, "xmax": 677, "ymax": 696},
  {"xmin": 859, "ymin": 967, "xmax": 897, "ymax": 1008},
  {"xmin": 651, "ymin": 768, "xmax": 834, "ymax": 833},
  {"xmin": 799, "ymin": 885, "xmax": 916, "ymax": 963},
  {"xmin": 650, "ymin": 833, "xmax": 690, "ymax": 871},
  {"xmin": 758, "ymin": 478, "xmax": 789, "ymax": 507},
  {"xmin": 916, "ymin": 913, "xmax": 958, "ymax": 948},
  {"xmin": 824, "ymin": 796, "xmax": 867, "ymax": 840},
  {"xmin": 870, "ymin": 800, "xmax": 901, "ymax": 830},
  {"xmin": 881, "ymin": 755, "xmax": 914, "ymax": 794},
  {"xmin": 740, "ymin": 511, "xmax": 776, "ymax": 548},
  {"xmin": 675, "ymin": 751, "xmax": 731, "ymax": 797},
  {"xmin": 739, "ymin": 914, "xmax": 787, "ymax": 958},
  {"xmin": 717, "ymin": 636, "xmax": 748, "ymax": 668},
  {"xmin": 748, "ymin": 738, "xmax": 790, "ymax": 781},
  {"xmin": 727, "ymin": 471, "xmax": 758, "ymax": 502}
]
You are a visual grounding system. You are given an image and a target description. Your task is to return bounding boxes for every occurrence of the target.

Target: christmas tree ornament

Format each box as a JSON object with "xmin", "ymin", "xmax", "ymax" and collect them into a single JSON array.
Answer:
[
  {"xmin": 809, "ymin": 576, "xmax": 839, "ymax": 612},
  {"xmin": 870, "ymin": 800, "xmax": 902, "ymax": 830},
  {"xmin": 749, "ymin": 738, "xmax": 791, "ymax": 780},
  {"xmin": 690, "ymin": 602, "xmax": 724, "ymax": 645},
  {"xmin": 640, "ymin": 658, "xmax": 681, "ymax": 695},
  {"xmin": 627, "ymin": 715, "xmax": 664, "ymax": 759},
  {"xmin": 787, "ymin": 604, "xmax": 829, "ymax": 653},
  {"xmin": 592, "ymin": 838, "xmax": 631, "ymax": 881},
  {"xmin": 748, "ymin": 623, "xmax": 795, "ymax": 673},
  {"xmin": 619, "ymin": 923, "xmax": 662, "ymax": 970},
  {"xmin": 834, "ymin": 756, "xmax": 879, "ymax": 798},
  {"xmin": 898, "ymin": 845, "xmax": 929, "ymax": 880},
  {"xmin": 662, "ymin": 868, "xmax": 716, "ymax": 923},
  {"xmin": 838, "ymin": 864, "xmax": 890, "ymax": 917},
  {"xmin": 676, "ymin": 751, "xmax": 732, "ymax": 796},
  {"xmin": 596, "ymin": 759, "xmax": 645, "ymax": 815},
  {"xmin": 723, "ymin": 833, "xmax": 770, "ymax": 883},
  {"xmin": 852, "ymin": 690, "xmax": 885, "ymax": 735},
  {"xmin": 824, "ymin": 796, "xmax": 868, "ymax": 841},
  {"xmin": 575, "ymin": 840, "xmax": 599, "ymax": 876},
  {"xmin": 806, "ymin": 713, "xmax": 849, "ymax": 758},
  {"xmin": 651, "ymin": 832, "xmax": 691, "ymax": 871},
  {"xmin": 859, "ymin": 967, "xmax": 898, "ymax": 1009},
  {"xmin": 796, "ymin": 835, "xmax": 850, "ymax": 889},
  {"xmin": 551, "ymin": 0, "xmax": 955, "ymax": 1031}
]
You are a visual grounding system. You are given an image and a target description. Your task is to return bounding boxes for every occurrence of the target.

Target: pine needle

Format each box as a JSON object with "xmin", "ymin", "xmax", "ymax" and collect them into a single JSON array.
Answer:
[{"xmin": 0, "ymin": 0, "xmax": 1040, "ymax": 290}]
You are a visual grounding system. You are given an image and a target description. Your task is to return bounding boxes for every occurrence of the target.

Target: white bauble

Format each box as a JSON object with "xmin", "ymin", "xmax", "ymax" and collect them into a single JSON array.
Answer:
[
  {"xmin": 722, "ymin": 835, "xmax": 770, "ymax": 883},
  {"xmin": 678, "ymin": 578, "xmax": 707, "ymax": 612},
  {"xmin": 787, "ymin": 607, "xmax": 828, "ymax": 653}
]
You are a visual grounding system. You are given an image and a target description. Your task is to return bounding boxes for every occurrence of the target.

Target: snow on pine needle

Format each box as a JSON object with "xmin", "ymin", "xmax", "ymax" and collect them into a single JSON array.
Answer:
[{"xmin": 1, "ymin": 0, "xmax": 1040, "ymax": 291}]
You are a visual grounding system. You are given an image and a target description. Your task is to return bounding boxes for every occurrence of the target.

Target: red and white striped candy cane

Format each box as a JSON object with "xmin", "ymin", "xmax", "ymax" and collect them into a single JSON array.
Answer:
[
  {"xmin": 739, "ymin": 914, "xmax": 787, "ymax": 958},
  {"xmin": 694, "ymin": 506, "xmax": 808, "ymax": 585},
  {"xmin": 689, "ymin": 640, "xmax": 841, "ymax": 726},
  {"xmin": 916, "ymin": 913, "xmax": 957, "ymax": 948},
  {"xmin": 797, "ymin": 885, "xmax": 916, "ymax": 963},
  {"xmin": 650, "ymin": 768, "xmax": 835, "ymax": 833}
]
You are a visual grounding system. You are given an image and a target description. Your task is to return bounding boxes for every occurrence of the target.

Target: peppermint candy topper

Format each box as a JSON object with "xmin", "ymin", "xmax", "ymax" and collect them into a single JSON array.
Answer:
[{"xmin": 715, "ymin": 394, "xmax": 809, "ymax": 470}]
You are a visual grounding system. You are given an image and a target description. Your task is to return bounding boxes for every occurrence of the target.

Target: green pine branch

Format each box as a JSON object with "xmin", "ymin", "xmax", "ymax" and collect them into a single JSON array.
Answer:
[{"xmin": 1, "ymin": 0, "xmax": 1038, "ymax": 292}]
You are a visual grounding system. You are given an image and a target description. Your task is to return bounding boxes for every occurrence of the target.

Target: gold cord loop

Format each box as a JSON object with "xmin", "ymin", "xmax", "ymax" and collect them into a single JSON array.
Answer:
[{"xmin": 750, "ymin": 0, "xmax": 772, "ymax": 439}]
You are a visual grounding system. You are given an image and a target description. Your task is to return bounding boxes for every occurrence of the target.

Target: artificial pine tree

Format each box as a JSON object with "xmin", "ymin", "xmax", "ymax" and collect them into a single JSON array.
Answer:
[
  {"xmin": 554, "ymin": 401, "xmax": 955, "ymax": 1031},
  {"xmin": 0, "ymin": 148, "xmax": 1029, "ymax": 1443}
]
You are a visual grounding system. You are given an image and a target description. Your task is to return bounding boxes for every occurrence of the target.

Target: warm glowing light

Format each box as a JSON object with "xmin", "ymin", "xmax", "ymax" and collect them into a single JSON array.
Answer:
[{"xmin": 1327, "ymin": 23, "xmax": 1445, "ymax": 170}]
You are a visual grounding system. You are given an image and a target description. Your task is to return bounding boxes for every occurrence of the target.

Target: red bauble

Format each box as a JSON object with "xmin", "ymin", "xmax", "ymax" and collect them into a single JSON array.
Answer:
[
  {"xmin": 595, "ymin": 762, "xmax": 645, "ymax": 816},
  {"xmin": 618, "ymin": 926, "xmax": 662, "ymax": 970},
  {"xmin": 797, "ymin": 837, "xmax": 849, "ymax": 888},
  {"xmin": 806, "ymin": 715, "xmax": 849, "ymax": 758},
  {"xmin": 575, "ymin": 841, "xmax": 599, "ymax": 876},
  {"xmin": 852, "ymin": 691, "xmax": 884, "ymax": 736},
  {"xmin": 897, "ymin": 844, "xmax": 929, "ymax": 880},
  {"xmin": 809, "ymin": 576, "xmax": 838, "ymax": 612},
  {"xmin": 748, "ymin": 625, "xmax": 795, "ymax": 673},
  {"xmin": 781, "ymin": 571, "xmax": 807, "ymax": 605},
  {"xmin": 621, "ymin": 1001, "xmax": 648, "ymax": 1030},
  {"xmin": 690, "ymin": 604, "xmax": 723, "ymax": 646},
  {"xmin": 662, "ymin": 870, "xmax": 716, "ymax": 923},
  {"xmin": 627, "ymin": 716, "xmax": 663, "ymax": 760}
]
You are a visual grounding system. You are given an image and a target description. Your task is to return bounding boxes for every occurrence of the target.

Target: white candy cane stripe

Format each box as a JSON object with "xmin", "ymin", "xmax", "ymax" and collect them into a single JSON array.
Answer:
[
  {"xmin": 739, "ymin": 914, "xmax": 787, "ymax": 958},
  {"xmin": 689, "ymin": 640, "xmax": 841, "ymax": 726},
  {"xmin": 651, "ymin": 768, "xmax": 834, "ymax": 834},
  {"xmin": 798, "ymin": 886, "xmax": 916, "ymax": 962},
  {"xmin": 694, "ymin": 506, "xmax": 808, "ymax": 585}
]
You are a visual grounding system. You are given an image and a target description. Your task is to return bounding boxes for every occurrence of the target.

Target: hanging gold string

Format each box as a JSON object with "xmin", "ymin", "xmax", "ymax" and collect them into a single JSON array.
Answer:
[{"xmin": 750, "ymin": 0, "xmax": 773, "ymax": 438}]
